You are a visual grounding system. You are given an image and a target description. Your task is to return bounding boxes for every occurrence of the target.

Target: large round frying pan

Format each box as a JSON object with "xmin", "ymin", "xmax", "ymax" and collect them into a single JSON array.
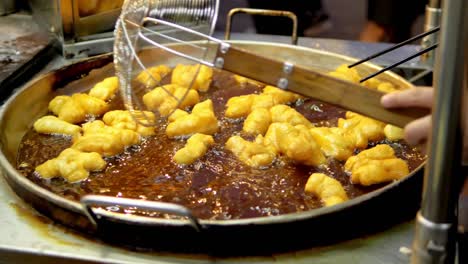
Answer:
[{"xmin": 0, "ymin": 41, "xmax": 424, "ymax": 255}]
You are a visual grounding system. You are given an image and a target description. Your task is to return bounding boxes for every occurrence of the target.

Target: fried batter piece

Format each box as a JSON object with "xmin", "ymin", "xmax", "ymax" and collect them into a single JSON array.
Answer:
[
  {"xmin": 103, "ymin": 110, "xmax": 156, "ymax": 136},
  {"xmin": 309, "ymin": 127, "xmax": 356, "ymax": 161},
  {"xmin": 225, "ymin": 87, "xmax": 301, "ymax": 119},
  {"xmin": 243, "ymin": 108, "xmax": 272, "ymax": 135},
  {"xmin": 88, "ymin": 76, "xmax": 119, "ymax": 101},
  {"xmin": 264, "ymin": 123, "xmax": 325, "ymax": 166},
  {"xmin": 35, "ymin": 148, "xmax": 106, "ymax": 182},
  {"xmin": 142, "ymin": 84, "xmax": 200, "ymax": 116},
  {"xmin": 362, "ymin": 78, "xmax": 381, "ymax": 90},
  {"xmin": 225, "ymin": 94, "xmax": 254, "ymax": 118},
  {"xmin": 135, "ymin": 65, "xmax": 171, "ymax": 88},
  {"xmin": 168, "ymin": 109, "xmax": 189, "ymax": 122},
  {"xmin": 166, "ymin": 99, "xmax": 218, "ymax": 137},
  {"xmin": 233, "ymin": 74, "xmax": 262, "ymax": 86},
  {"xmin": 71, "ymin": 94, "xmax": 109, "ymax": 116},
  {"xmin": 73, "ymin": 121, "xmax": 140, "ymax": 157},
  {"xmin": 270, "ymin": 105, "xmax": 314, "ymax": 128},
  {"xmin": 225, "ymin": 135, "xmax": 276, "ymax": 168},
  {"xmin": 49, "ymin": 95, "xmax": 84, "ymax": 124},
  {"xmin": 251, "ymin": 94, "xmax": 276, "ymax": 110},
  {"xmin": 338, "ymin": 111, "xmax": 385, "ymax": 148},
  {"xmin": 33, "ymin": 115, "xmax": 82, "ymax": 138},
  {"xmin": 345, "ymin": 144, "xmax": 409, "ymax": 186},
  {"xmin": 345, "ymin": 144, "xmax": 394, "ymax": 169},
  {"xmin": 384, "ymin": 124, "xmax": 404, "ymax": 141},
  {"xmin": 377, "ymin": 82, "xmax": 397, "ymax": 93},
  {"xmin": 174, "ymin": 133, "xmax": 215, "ymax": 165},
  {"xmin": 243, "ymin": 104, "xmax": 312, "ymax": 135},
  {"xmin": 329, "ymin": 64, "xmax": 361, "ymax": 83},
  {"xmin": 225, "ymin": 94, "xmax": 275, "ymax": 118},
  {"xmin": 305, "ymin": 173, "xmax": 349, "ymax": 206},
  {"xmin": 171, "ymin": 64, "xmax": 213, "ymax": 92},
  {"xmin": 262, "ymin": 86, "xmax": 302, "ymax": 105},
  {"xmin": 329, "ymin": 64, "xmax": 401, "ymax": 93},
  {"xmin": 49, "ymin": 93, "xmax": 108, "ymax": 124}
]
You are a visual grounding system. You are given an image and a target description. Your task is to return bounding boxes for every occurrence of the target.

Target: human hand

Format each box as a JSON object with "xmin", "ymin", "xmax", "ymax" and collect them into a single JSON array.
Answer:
[{"xmin": 380, "ymin": 87, "xmax": 433, "ymax": 154}]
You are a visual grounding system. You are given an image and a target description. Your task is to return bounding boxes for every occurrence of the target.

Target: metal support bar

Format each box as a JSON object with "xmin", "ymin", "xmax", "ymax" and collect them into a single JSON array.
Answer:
[
  {"xmin": 420, "ymin": 3, "xmax": 442, "ymax": 66},
  {"xmin": 411, "ymin": 0, "xmax": 467, "ymax": 262}
]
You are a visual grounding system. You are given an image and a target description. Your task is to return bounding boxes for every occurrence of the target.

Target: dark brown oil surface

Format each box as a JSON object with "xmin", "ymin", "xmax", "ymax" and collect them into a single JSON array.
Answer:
[{"xmin": 16, "ymin": 70, "xmax": 425, "ymax": 220}]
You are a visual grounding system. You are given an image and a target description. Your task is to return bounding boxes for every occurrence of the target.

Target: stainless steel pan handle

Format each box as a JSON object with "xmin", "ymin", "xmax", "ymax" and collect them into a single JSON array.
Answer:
[
  {"xmin": 81, "ymin": 195, "xmax": 202, "ymax": 232},
  {"xmin": 225, "ymin": 8, "xmax": 298, "ymax": 45}
]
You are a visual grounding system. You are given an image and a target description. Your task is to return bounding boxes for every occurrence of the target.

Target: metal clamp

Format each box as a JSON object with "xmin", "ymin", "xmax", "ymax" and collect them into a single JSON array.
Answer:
[
  {"xmin": 81, "ymin": 195, "xmax": 202, "ymax": 232},
  {"xmin": 225, "ymin": 8, "xmax": 298, "ymax": 45},
  {"xmin": 214, "ymin": 42, "xmax": 231, "ymax": 68},
  {"xmin": 277, "ymin": 62, "xmax": 294, "ymax": 89},
  {"xmin": 411, "ymin": 212, "xmax": 452, "ymax": 263}
]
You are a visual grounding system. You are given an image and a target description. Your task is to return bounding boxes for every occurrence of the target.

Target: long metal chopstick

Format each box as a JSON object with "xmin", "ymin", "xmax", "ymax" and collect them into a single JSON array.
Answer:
[
  {"xmin": 360, "ymin": 43, "xmax": 438, "ymax": 83},
  {"xmin": 348, "ymin": 26, "xmax": 440, "ymax": 82},
  {"xmin": 348, "ymin": 26, "xmax": 440, "ymax": 68}
]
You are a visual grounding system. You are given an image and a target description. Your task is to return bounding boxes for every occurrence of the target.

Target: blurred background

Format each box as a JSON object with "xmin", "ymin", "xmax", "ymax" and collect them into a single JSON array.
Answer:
[{"xmin": 215, "ymin": 0, "xmax": 425, "ymax": 42}]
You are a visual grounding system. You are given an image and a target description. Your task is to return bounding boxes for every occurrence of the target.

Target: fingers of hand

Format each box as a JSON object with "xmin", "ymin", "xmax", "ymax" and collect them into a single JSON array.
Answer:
[
  {"xmin": 381, "ymin": 87, "xmax": 433, "ymax": 109},
  {"xmin": 404, "ymin": 115, "xmax": 432, "ymax": 146}
]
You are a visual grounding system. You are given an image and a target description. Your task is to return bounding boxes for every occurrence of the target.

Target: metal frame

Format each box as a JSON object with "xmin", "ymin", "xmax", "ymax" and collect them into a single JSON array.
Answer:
[{"xmin": 411, "ymin": 0, "xmax": 468, "ymax": 262}]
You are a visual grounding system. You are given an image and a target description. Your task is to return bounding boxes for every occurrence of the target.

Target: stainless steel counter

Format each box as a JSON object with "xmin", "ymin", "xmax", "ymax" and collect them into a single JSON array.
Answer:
[{"xmin": 0, "ymin": 25, "xmax": 428, "ymax": 264}]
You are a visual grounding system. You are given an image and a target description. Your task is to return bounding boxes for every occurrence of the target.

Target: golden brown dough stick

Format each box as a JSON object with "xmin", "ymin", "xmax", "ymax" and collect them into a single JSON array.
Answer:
[
  {"xmin": 142, "ymin": 84, "xmax": 199, "ymax": 116},
  {"xmin": 166, "ymin": 99, "xmax": 218, "ymax": 137},
  {"xmin": 350, "ymin": 159, "xmax": 410, "ymax": 186},
  {"xmin": 243, "ymin": 108, "xmax": 271, "ymax": 135},
  {"xmin": 270, "ymin": 105, "xmax": 313, "ymax": 128},
  {"xmin": 49, "ymin": 95, "xmax": 86, "ymax": 124},
  {"xmin": 89, "ymin": 76, "xmax": 119, "ymax": 101},
  {"xmin": 135, "ymin": 65, "xmax": 171, "ymax": 88},
  {"xmin": 305, "ymin": 173, "xmax": 348, "ymax": 206},
  {"xmin": 233, "ymin": 75, "xmax": 262, "ymax": 86},
  {"xmin": 225, "ymin": 87, "xmax": 301, "ymax": 119},
  {"xmin": 330, "ymin": 64, "xmax": 361, "ymax": 83},
  {"xmin": 33, "ymin": 115, "xmax": 82, "ymax": 138},
  {"xmin": 344, "ymin": 144, "xmax": 410, "ymax": 186},
  {"xmin": 171, "ymin": 64, "xmax": 213, "ymax": 92},
  {"xmin": 35, "ymin": 148, "xmax": 106, "ymax": 182},
  {"xmin": 309, "ymin": 127, "xmax": 355, "ymax": 161},
  {"xmin": 262, "ymin": 86, "xmax": 302, "ymax": 105},
  {"xmin": 264, "ymin": 122, "xmax": 325, "ymax": 166},
  {"xmin": 73, "ymin": 121, "xmax": 140, "ymax": 157},
  {"xmin": 225, "ymin": 135, "xmax": 276, "ymax": 168},
  {"xmin": 344, "ymin": 144, "xmax": 395, "ymax": 171},
  {"xmin": 174, "ymin": 133, "xmax": 214, "ymax": 165},
  {"xmin": 225, "ymin": 94, "xmax": 254, "ymax": 118},
  {"xmin": 103, "ymin": 110, "xmax": 156, "ymax": 136},
  {"xmin": 48, "ymin": 93, "xmax": 108, "ymax": 124},
  {"xmin": 377, "ymin": 82, "xmax": 397, "ymax": 93},
  {"xmin": 338, "ymin": 111, "xmax": 385, "ymax": 149},
  {"xmin": 71, "ymin": 94, "xmax": 109, "ymax": 116},
  {"xmin": 384, "ymin": 124, "xmax": 404, "ymax": 141}
]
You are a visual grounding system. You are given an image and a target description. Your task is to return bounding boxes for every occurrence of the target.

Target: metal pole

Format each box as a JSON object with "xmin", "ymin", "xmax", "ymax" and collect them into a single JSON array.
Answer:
[
  {"xmin": 420, "ymin": 0, "xmax": 442, "ymax": 65},
  {"xmin": 411, "ymin": 0, "xmax": 467, "ymax": 263}
]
